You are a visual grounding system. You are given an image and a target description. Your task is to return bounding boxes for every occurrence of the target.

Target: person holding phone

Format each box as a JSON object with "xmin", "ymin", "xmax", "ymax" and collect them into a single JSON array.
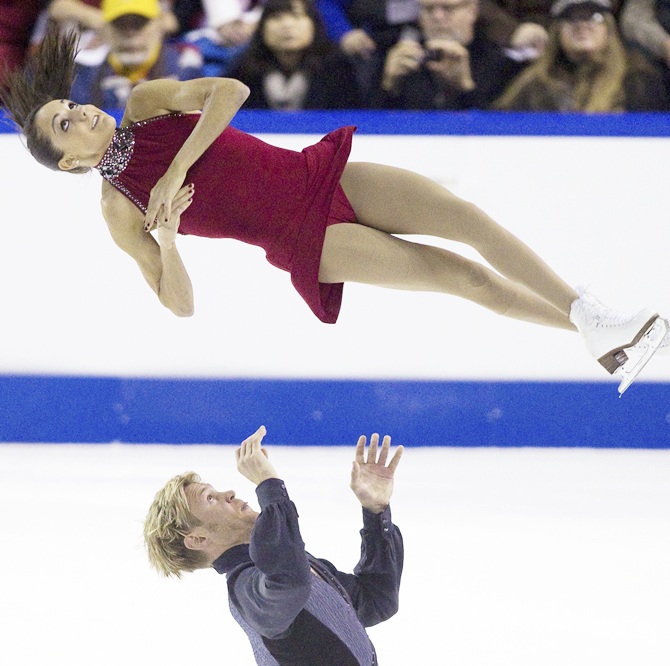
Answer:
[{"xmin": 371, "ymin": 0, "xmax": 527, "ymax": 108}]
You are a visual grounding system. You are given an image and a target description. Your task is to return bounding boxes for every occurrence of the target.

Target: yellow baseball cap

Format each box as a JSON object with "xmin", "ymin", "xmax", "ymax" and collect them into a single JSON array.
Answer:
[{"xmin": 102, "ymin": 0, "xmax": 161, "ymax": 22}]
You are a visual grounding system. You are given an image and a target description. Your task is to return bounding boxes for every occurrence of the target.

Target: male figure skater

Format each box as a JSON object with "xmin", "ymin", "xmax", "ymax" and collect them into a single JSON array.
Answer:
[{"xmin": 144, "ymin": 426, "xmax": 404, "ymax": 665}]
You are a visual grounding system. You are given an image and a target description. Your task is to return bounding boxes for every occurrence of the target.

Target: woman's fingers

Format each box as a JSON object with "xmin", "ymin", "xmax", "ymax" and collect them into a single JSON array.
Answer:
[
  {"xmin": 145, "ymin": 185, "xmax": 194, "ymax": 232},
  {"xmin": 173, "ymin": 186, "xmax": 194, "ymax": 212},
  {"xmin": 173, "ymin": 196, "xmax": 193, "ymax": 216},
  {"xmin": 173, "ymin": 184, "xmax": 194, "ymax": 205}
]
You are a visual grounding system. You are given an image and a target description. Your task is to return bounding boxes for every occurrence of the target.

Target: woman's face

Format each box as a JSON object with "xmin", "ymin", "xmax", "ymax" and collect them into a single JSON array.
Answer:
[
  {"xmin": 558, "ymin": 12, "xmax": 609, "ymax": 62},
  {"xmin": 34, "ymin": 99, "xmax": 116, "ymax": 170},
  {"xmin": 262, "ymin": 2, "xmax": 315, "ymax": 55}
]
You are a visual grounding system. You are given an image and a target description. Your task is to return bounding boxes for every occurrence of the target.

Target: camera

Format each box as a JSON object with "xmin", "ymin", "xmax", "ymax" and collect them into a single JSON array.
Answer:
[{"xmin": 424, "ymin": 48, "xmax": 443, "ymax": 61}]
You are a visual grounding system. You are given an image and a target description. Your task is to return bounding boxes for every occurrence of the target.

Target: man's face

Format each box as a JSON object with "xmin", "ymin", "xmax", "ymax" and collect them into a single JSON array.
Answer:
[
  {"xmin": 419, "ymin": 0, "xmax": 479, "ymax": 45},
  {"xmin": 105, "ymin": 13, "xmax": 163, "ymax": 66},
  {"xmin": 185, "ymin": 482, "xmax": 259, "ymax": 550}
]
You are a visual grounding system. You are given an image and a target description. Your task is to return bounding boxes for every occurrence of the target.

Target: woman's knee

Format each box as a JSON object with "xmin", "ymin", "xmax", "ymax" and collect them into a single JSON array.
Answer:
[
  {"xmin": 467, "ymin": 271, "xmax": 518, "ymax": 314},
  {"xmin": 440, "ymin": 259, "xmax": 510, "ymax": 307},
  {"xmin": 451, "ymin": 259, "xmax": 490, "ymax": 293},
  {"xmin": 416, "ymin": 249, "xmax": 489, "ymax": 293}
]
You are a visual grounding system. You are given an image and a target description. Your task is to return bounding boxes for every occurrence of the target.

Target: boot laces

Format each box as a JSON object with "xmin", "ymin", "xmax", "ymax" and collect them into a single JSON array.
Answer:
[{"xmin": 591, "ymin": 307, "xmax": 636, "ymax": 329}]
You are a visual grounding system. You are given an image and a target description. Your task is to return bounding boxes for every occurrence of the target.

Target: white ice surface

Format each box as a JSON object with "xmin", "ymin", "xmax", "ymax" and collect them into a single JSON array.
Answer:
[{"xmin": 1, "ymin": 443, "xmax": 669, "ymax": 666}]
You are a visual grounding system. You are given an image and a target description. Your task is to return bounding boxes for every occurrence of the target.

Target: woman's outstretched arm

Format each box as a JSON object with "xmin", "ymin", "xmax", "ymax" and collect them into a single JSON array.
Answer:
[{"xmin": 122, "ymin": 77, "xmax": 250, "ymax": 231}]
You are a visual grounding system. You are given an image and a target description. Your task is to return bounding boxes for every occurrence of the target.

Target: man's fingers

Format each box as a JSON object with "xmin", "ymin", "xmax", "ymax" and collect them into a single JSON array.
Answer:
[
  {"xmin": 242, "ymin": 425, "xmax": 265, "ymax": 444},
  {"xmin": 377, "ymin": 435, "xmax": 391, "ymax": 465},
  {"xmin": 355, "ymin": 435, "xmax": 366, "ymax": 463},
  {"xmin": 356, "ymin": 433, "xmax": 402, "ymax": 469},
  {"xmin": 240, "ymin": 425, "xmax": 267, "ymax": 457},
  {"xmin": 368, "ymin": 433, "xmax": 380, "ymax": 462},
  {"xmin": 350, "ymin": 460, "xmax": 360, "ymax": 487},
  {"xmin": 387, "ymin": 445, "xmax": 404, "ymax": 473}
]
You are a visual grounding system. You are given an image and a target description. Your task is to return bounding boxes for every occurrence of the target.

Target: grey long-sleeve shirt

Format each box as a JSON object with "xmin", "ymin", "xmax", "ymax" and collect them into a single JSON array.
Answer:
[{"xmin": 212, "ymin": 478, "xmax": 404, "ymax": 665}]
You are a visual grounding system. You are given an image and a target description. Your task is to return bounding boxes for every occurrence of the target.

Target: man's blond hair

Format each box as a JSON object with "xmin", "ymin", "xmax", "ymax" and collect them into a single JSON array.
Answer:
[{"xmin": 143, "ymin": 471, "xmax": 210, "ymax": 578}]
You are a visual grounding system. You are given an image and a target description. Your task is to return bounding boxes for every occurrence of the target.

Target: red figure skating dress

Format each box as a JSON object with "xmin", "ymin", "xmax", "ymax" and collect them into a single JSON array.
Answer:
[{"xmin": 96, "ymin": 113, "xmax": 357, "ymax": 323}]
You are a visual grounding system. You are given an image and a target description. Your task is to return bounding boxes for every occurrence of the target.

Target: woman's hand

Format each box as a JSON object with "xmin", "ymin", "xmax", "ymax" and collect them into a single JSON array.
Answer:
[
  {"xmin": 146, "ymin": 183, "xmax": 194, "ymax": 249},
  {"xmin": 144, "ymin": 165, "xmax": 190, "ymax": 232}
]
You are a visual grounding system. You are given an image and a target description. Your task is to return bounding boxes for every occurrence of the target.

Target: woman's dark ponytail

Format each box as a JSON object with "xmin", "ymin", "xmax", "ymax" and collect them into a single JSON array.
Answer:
[{"xmin": 0, "ymin": 24, "xmax": 88, "ymax": 173}]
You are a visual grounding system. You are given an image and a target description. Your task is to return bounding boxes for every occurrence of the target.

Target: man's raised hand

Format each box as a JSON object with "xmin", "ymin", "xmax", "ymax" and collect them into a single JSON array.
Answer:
[
  {"xmin": 235, "ymin": 425, "xmax": 279, "ymax": 486},
  {"xmin": 350, "ymin": 433, "xmax": 403, "ymax": 514}
]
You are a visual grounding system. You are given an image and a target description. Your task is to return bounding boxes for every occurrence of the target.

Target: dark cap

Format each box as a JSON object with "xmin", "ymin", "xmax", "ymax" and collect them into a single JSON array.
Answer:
[{"xmin": 551, "ymin": 0, "xmax": 612, "ymax": 19}]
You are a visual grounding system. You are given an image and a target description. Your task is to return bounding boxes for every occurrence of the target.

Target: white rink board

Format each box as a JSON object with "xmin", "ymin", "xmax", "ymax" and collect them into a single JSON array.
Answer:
[{"xmin": 0, "ymin": 132, "xmax": 669, "ymax": 381}]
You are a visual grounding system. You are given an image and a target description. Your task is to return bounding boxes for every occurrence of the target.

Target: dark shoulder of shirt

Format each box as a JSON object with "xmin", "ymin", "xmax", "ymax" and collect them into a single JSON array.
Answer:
[
  {"xmin": 623, "ymin": 49, "xmax": 670, "ymax": 111},
  {"xmin": 304, "ymin": 49, "xmax": 364, "ymax": 109}
]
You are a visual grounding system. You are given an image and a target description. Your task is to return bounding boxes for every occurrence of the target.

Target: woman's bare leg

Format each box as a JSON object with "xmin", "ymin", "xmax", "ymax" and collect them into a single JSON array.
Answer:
[
  {"xmin": 339, "ymin": 162, "xmax": 578, "ymax": 319},
  {"xmin": 319, "ymin": 223, "xmax": 574, "ymax": 329}
]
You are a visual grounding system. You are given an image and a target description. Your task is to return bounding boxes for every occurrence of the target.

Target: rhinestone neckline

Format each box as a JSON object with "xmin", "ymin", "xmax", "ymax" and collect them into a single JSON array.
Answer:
[{"xmin": 96, "ymin": 125, "xmax": 135, "ymax": 179}]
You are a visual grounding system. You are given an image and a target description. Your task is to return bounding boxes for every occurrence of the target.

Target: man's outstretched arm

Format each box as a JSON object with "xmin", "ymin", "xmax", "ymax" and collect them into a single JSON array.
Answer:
[
  {"xmin": 232, "ymin": 427, "xmax": 312, "ymax": 638},
  {"xmin": 327, "ymin": 434, "xmax": 405, "ymax": 626}
]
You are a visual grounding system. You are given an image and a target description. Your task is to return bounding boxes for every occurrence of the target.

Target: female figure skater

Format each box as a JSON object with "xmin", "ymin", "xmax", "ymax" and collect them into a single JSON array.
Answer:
[{"xmin": 1, "ymin": 27, "xmax": 665, "ymax": 394}]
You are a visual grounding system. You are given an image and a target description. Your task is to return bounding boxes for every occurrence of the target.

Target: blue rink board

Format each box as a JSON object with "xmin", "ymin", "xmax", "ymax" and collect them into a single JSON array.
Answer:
[
  {"xmin": 4, "ymin": 108, "xmax": 670, "ymax": 137},
  {"xmin": 0, "ymin": 375, "xmax": 669, "ymax": 448}
]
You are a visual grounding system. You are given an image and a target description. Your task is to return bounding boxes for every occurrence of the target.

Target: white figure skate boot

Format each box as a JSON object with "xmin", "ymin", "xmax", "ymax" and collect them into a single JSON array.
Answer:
[
  {"xmin": 569, "ymin": 291, "xmax": 660, "ymax": 374},
  {"xmin": 614, "ymin": 317, "xmax": 668, "ymax": 396},
  {"xmin": 632, "ymin": 317, "xmax": 670, "ymax": 357}
]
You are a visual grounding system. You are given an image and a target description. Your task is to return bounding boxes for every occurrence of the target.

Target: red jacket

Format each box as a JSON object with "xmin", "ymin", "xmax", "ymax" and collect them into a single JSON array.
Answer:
[{"xmin": 0, "ymin": 0, "xmax": 43, "ymax": 83}]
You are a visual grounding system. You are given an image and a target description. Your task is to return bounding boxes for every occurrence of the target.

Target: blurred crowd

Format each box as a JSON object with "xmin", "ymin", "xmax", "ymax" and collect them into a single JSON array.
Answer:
[{"xmin": 2, "ymin": 0, "xmax": 670, "ymax": 111}]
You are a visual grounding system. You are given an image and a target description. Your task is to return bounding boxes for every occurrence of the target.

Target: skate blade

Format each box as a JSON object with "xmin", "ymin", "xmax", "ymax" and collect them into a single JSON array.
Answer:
[
  {"xmin": 616, "ymin": 318, "xmax": 668, "ymax": 397},
  {"xmin": 597, "ymin": 313, "xmax": 659, "ymax": 374}
]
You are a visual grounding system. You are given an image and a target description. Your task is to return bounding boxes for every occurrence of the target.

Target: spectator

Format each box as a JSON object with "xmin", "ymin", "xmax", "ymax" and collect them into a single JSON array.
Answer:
[
  {"xmin": 318, "ymin": 0, "xmax": 417, "ymax": 59},
  {"xmin": 495, "ymin": 0, "xmax": 669, "ymax": 111},
  {"xmin": 370, "ymin": 0, "xmax": 526, "ymax": 109},
  {"xmin": 620, "ymin": 0, "xmax": 670, "ymax": 78},
  {"xmin": 477, "ymin": 0, "xmax": 552, "ymax": 55},
  {"xmin": 27, "ymin": 1, "xmax": 180, "ymax": 65},
  {"xmin": 69, "ymin": 0, "xmax": 203, "ymax": 109},
  {"xmin": 316, "ymin": 0, "xmax": 552, "ymax": 98},
  {"xmin": 228, "ymin": 0, "xmax": 363, "ymax": 108},
  {"xmin": 144, "ymin": 427, "xmax": 404, "ymax": 666},
  {"xmin": 47, "ymin": 0, "xmax": 106, "ymax": 32},
  {"xmin": 184, "ymin": 0, "xmax": 262, "ymax": 76},
  {"xmin": 169, "ymin": 0, "xmax": 205, "ymax": 35},
  {"xmin": 0, "ymin": 1, "xmax": 45, "ymax": 98},
  {"xmin": 47, "ymin": 0, "xmax": 179, "ymax": 33},
  {"xmin": 316, "ymin": 0, "xmax": 418, "ymax": 96}
]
